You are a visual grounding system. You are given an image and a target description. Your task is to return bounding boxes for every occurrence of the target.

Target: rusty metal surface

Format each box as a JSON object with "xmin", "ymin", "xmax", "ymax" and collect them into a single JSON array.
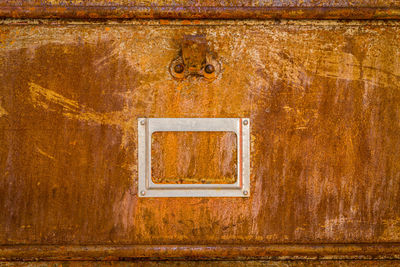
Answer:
[
  {"xmin": 0, "ymin": 19, "xmax": 400, "ymax": 259},
  {"xmin": 1, "ymin": 244, "xmax": 400, "ymax": 261},
  {"xmin": 169, "ymin": 34, "xmax": 221, "ymax": 81},
  {"xmin": 0, "ymin": 6, "xmax": 400, "ymax": 20},
  {"xmin": 2, "ymin": 0, "xmax": 400, "ymax": 6},
  {"xmin": 1, "ymin": 1, "xmax": 400, "ymax": 20},
  {"xmin": 2, "ymin": 260, "xmax": 400, "ymax": 267},
  {"xmin": 151, "ymin": 132, "xmax": 237, "ymax": 184},
  {"xmin": 2, "ymin": 261, "xmax": 400, "ymax": 267}
]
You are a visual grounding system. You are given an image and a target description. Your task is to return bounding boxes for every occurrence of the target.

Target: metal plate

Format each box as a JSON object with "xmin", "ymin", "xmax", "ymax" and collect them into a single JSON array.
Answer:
[{"xmin": 138, "ymin": 118, "xmax": 250, "ymax": 197}]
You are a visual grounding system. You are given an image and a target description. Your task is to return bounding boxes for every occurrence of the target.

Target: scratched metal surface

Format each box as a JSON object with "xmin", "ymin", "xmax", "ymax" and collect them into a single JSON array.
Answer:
[
  {"xmin": 2, "ymin": 261, "xmax": 400, "ymax": 267},
  {"xmin": 0, "ymin": 20, "xmax": 399, "ymax": 249},
  {"xmin": 1, "ymin": 1, "xmax": 400, "ymax": 19},
  {"xmin": 0, "ymin": 0, "xmax": 400, "ymax": 7}
]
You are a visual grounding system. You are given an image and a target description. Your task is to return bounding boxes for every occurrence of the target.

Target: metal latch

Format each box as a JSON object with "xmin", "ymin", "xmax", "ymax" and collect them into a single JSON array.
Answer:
[{"xmin": 169, "ymin": 35, "xmax": 221, "ymax": 81}]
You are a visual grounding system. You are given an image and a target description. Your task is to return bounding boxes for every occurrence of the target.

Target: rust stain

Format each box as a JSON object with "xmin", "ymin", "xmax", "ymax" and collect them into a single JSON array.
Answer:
[
  {"xmin": 159, "ymin": 19, "xmax": 169, "ymax": 25},
  {"xmin": 28, "ymin": 81, "xmax": 121, "ymax": 126},
  {"xmin": 0, "ymin": 19, "xmax": 400, "ymax": 261},
  {"xmin": 0, "ymin": 3, "xmax": 400, "ymax": 20},
  {"xmin": 381, "ymin": 218, "xmax": 400, "ymax": 241},
  {"xmin": 1, "ymin": 243, "xmax": 400, "ymax": 261},
  {"xmin": 2, "ymin": 260, "xmax": 400, "ymax": 266},
  {"xmin": 0, "ymin": 103, "xmax": 7, "ymax": 117},
  {"xmin": 151, "ymin": 132, "xmax": 237, "ymax": 184},
  {"xmin": 27, "ymin": 81, "xmax": 137, "ymax": 152}
]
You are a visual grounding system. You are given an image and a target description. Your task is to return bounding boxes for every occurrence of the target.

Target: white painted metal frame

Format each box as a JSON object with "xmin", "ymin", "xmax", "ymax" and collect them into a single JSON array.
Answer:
[{"xmin": 138, "ymin": 118, "xmax": 250, "ymax": 197}]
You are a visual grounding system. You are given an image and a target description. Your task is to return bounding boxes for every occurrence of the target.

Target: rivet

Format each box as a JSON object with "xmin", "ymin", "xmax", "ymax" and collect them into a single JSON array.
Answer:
[
  {"xmin": 140, "ymin": 120, "xmax": 145, "ymax": 125},
  {"xmin": 204, "ymin": 64, "xmax": 215, "ymax": 74},
  {"xmin": 243, "ymin": 120, "xmax": 248, "ymax": 126},
  {"xmin": 140, "ymin": 190, "xmax": 146, "ymax": 196},
  {"xmin": 174, "ymin": 64, "xmax": 184, "ymax": 74},
  {"xmin": 243, "ymin": 190, "xmax": 248, "ymax": 196}
]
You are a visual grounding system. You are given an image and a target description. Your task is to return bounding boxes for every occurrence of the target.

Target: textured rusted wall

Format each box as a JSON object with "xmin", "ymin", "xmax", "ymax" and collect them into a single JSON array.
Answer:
[{"xmin": 0, "ymin": 20, "xmax": 400, "ymax": 250}]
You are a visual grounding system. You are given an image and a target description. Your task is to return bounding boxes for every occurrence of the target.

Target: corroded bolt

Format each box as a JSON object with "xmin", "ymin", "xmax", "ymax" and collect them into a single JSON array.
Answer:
[
  {"xmin": 243, "ymin": 190, "xmax": 249, "ymax": 196},
  {"xmin": 204, "ymin": 64, "xmax": 215, "ymax": 74},
  {"xmin": 140, "ymin": 190, "xmax": 146, "ymax": 196},
  {"xmin": 243, "ymin": 120, "xmax": 248, "ymax": 126},
  {"xmin": 174, "ymin": 64, "xmax": 184, "ymax": 74}
]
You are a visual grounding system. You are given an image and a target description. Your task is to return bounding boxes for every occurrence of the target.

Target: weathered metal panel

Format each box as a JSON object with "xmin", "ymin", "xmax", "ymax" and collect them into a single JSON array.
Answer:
[
  {"xmin": 1, "ymin": 244, "xmax": 400, "ymax": 261},
  {"xmin": 1, "ymin": 1, "xmax": 400, "ymax": 19},
  {"xmin": 2, "ymin": 260, "xmax": 400, "ymax": 267},
  {"xmin": 0, "ymin": 21, "xmax": 400, "ymax": 259},
  {"xmin": 1, "ymin": 0, "xmax": 400, "ymax": 263},
  {"xmin": 3, "ymin": 0, "xmax": 400, "ymax": 6}
]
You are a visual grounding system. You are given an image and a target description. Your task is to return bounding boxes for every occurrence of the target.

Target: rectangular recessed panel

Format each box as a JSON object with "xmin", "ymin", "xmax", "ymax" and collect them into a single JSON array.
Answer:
[
  {"xmin": 151, "ymin": 131, "xmax": 237, "ymax": 184},
  {"xmin": 138, "ymin": 118, "xmax": 250, "ymax": 197}
]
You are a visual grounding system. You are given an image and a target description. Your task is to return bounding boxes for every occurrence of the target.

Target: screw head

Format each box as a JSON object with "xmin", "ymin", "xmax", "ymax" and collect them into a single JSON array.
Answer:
[
  {"xmin": 243, "ymin": 190, "xmax": 249, "ymax": 196},
  {"xmin": 204, "ymin": 64, "xmax": 215, "ymax": 74},
  {"xmin": 140, "ymin": 190, "xmax": 146, "ymax": 196},
  {"xmin": 174, "ymin": 64, "xmax": 184, "ymax": 74},
  {"xmin": 140, "ymin": 120, "xmax": 145, "ymax": 125},
  {"xmin": 243, "ymin": 120, "xmax": 248, "ymax": 126}
]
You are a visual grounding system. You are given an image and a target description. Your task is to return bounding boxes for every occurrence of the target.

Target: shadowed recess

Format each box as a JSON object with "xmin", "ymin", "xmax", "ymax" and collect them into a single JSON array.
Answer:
[{"xmin": 151, "ymin": 131, "xmax": 237, "ymax": 184}]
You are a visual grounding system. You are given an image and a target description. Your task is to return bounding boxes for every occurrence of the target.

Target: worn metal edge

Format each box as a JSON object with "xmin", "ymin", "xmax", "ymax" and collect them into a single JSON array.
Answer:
[
  {"xmin": 2, "ymin": 18, "xmax": 400, "ymax": 26},
  {"xmin": 0, "ymin": 6, "xmax": 400, "ymax": 20},
  {"xmin": 1, "ymin": 244, "xmax": 400, "ymax": 261}
]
